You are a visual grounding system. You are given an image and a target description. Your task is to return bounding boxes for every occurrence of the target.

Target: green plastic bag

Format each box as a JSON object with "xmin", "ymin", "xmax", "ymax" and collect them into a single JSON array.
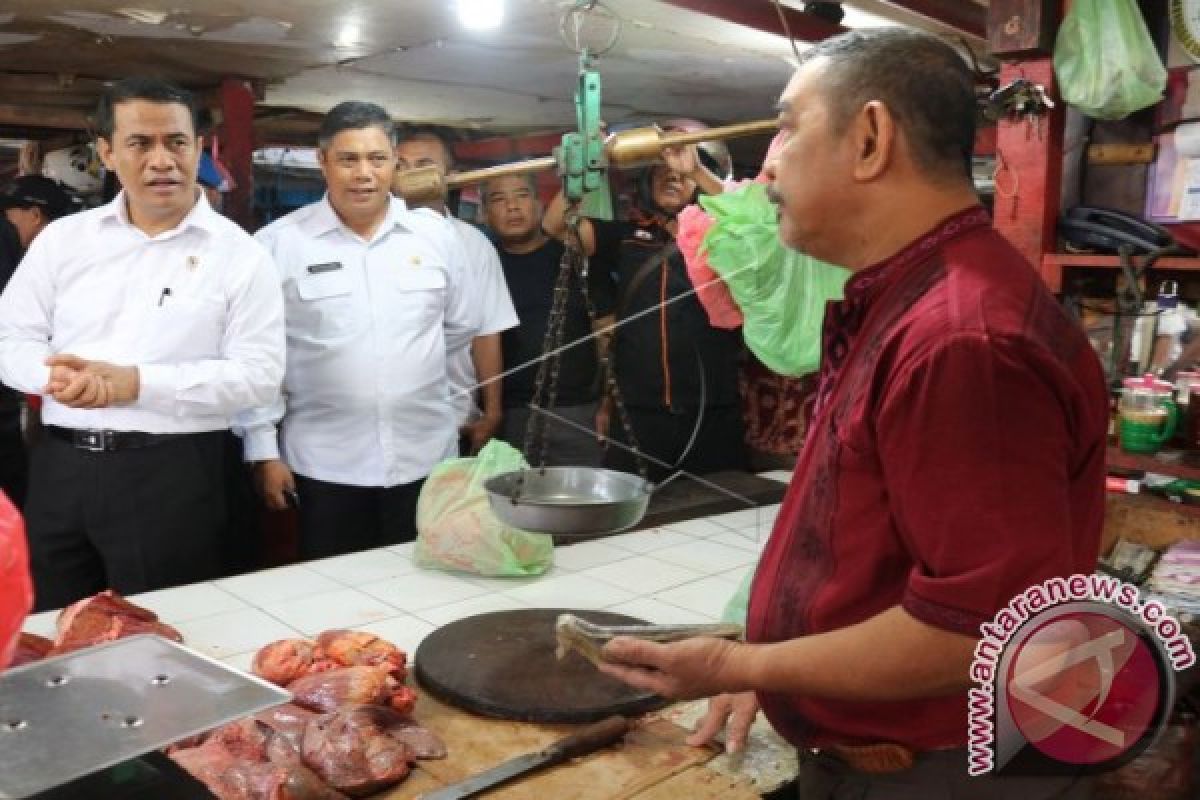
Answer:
[
  {"xmin": 1053, "ymin": 0, "xmax": 1165, "ymax": 120},
  {"xmin": 414, "ymin": 440, "xmax": 553, "ymax": 577},
  {"xmin": 699, "ymin": 184, "xmax": 849, "ymax": 377},
  {"xmin": 720, "ymin": 567, "xmax": 754, "ymax": 626}
]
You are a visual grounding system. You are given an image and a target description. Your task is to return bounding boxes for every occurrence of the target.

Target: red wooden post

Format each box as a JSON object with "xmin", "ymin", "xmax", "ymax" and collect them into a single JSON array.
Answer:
[
  {"xmin": 218, "ymin": 78, "xmax": 256, "ymax": 230},
  {"xmin": 990, "ymin": 58, "xmax": 1066, "ymax": 290}
]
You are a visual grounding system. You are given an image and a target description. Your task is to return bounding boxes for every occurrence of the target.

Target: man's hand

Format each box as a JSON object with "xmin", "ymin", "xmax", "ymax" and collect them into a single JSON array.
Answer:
[
  {"xmin": 254, "ymin": 459, "xmax": 296, "ymax": 512},
  {"xmin": 43, "ymin": 354, "xmax": 139, "ymax": 408},
  {"xmin": 687, "ymin": 692, "xmax": 759, "ymax": 753},
  {"xmin": 596, "ymin": 636, "xmax": 745, "ymax": 701},
  {"xmin": 461, "ymin": 413, "xmax": 501, "ymax": 455}
]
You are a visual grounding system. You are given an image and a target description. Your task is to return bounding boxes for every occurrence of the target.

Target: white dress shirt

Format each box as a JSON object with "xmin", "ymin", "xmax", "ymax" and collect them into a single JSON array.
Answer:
[
  {"xmin": 446, "ymin": 215, "xmax": 518, "ymax": 425},
  {"xmin": 0, "ymin": 192, "xmax": 285, "ymax": 433},
  {"xmin": 239, "ymin": 196, "xmax": 475, "ymax": 487}
]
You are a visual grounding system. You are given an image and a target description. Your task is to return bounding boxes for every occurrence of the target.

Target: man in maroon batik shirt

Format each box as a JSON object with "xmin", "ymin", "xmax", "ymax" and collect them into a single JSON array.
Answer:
[{"xmin": 598, "ymin": 29, "xmax": 1107, "ymax": 800}]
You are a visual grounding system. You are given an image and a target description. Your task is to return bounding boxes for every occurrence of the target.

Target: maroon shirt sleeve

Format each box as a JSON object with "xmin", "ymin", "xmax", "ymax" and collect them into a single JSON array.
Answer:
[{"xmin": 875, "ymin": 331, "xmax": 1084, "ymax": 636}]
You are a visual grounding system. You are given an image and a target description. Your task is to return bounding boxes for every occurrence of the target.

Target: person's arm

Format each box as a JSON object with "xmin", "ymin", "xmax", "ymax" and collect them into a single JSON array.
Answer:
[
  {"xmin": 0, "ymin": 232, "xmax": 57, "ymax": 395},
  {"xmin": 601, "ymin": 604, "xmax": 975, "ymax": 701},
  {"xmin": 465, "ymin": 333, "xmax": 503, "ymax": 453},
  {"xmin": 543, "ymin": 191, "xmax": 597, "ymax": 256},
  {"xmin": 50, "ymin": 245, "xmax": 286, "ymax": 415}
]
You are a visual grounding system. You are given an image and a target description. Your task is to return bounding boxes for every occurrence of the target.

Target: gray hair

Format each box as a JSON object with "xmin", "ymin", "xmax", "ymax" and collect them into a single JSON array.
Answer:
[{"xmin": 798, "ymin": 28, "xmax": 975, "ymax": 182}]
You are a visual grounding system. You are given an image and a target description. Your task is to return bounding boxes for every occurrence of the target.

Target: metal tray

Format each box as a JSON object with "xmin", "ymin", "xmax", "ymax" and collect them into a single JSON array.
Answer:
[
  {"xmin": 0, "ymin": 634, "xmax": 290, "ymax": 799},
  {"xmin": 484, "ymin": 467, "xmax": 652, "ymax": 536}
]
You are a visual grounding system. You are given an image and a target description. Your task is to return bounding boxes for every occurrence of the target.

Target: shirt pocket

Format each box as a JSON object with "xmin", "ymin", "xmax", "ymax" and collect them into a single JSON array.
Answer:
[
  {"xmin": 143, "ymin": 294, "xmax": 225, "ymax": 362},
  {"xmin": 293, "ymin": 267, "xmax": 360, "ymax": 339},
  {"xmin": 388, "ymin": 268, "xmax": 446, "ymax": 337}
]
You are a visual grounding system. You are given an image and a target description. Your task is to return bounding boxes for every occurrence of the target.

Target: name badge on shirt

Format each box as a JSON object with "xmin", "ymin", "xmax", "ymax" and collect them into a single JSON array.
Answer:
[{"xmin": 306, "ymin": 261, "xmax": 343, "ymax": 274}]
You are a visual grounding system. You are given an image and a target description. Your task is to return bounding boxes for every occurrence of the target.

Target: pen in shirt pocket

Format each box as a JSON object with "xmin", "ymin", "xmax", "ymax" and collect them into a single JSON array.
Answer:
[{"xmin": 158, "ymin": 287, "xmax": 172, "ymax": 306}]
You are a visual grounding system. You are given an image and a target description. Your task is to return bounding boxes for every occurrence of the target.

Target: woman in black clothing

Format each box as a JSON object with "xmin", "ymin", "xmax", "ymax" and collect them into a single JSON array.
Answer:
[{"xmin": 543, "ymin": 144, "xmax": 747, "ymax": 483}]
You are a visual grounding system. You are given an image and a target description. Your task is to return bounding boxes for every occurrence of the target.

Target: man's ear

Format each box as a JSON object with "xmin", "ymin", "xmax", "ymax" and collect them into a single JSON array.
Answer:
[
  {"xmin": 850, "ymin": 100, "xmax": 896, "ymax": 182},
  {"xmin": 95, "ymin": 137, "xmax": 116, "ymax": 172}
]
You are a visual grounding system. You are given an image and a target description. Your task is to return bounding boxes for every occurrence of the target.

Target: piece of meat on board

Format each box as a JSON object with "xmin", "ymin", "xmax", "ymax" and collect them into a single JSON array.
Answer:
[
  {"xmin": 333, "ymin": 704, "xmax": 446, "ymax": 760},
  {"xmin": 255, "ymin": 704, "xmax": 320, "ymax": 752},
  {"xmin": 316, "ymin": 630, "xmax": 407, "ymax": 681},
  {"xmin": 288, "ymin": 666, "xmax": 403, "ymax": 714},
  {"xmin": 253, "ymin": 639, "xmax": 338, "ymax": 686},
  {"xmin": 50, "ymin": 590, "xmax": 182, "ymax": 655},
  {"xmin": 171, "ymin": 732, "xmax": 348, "ymax": 800},
  {"xmin": 301, "ymin": 706, "xmax": 414, "ymax": 797},
  {"xmin": 10, "ymin": 632, "xmax": 52, "ymax": 667}
]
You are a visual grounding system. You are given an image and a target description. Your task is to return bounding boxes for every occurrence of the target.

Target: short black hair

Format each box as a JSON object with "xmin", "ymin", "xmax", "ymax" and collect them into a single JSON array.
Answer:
[
  {"xmin": 95, "ymin": 77, "xmax": 199, "ymax": 141},
  {"xmin": 318, "ymin": 102, "xmax": 397, "ymax": 150},
  {"xmin": 799, "ymin": 28, "xmax": 975, "ymax": 182},
  {"xmin": 399, "ymin": 126, "xmax": 456, "ymax": 169},
  {"xmin": 481, "ymin": 171, "xmax": 538, "ymax": 201}
]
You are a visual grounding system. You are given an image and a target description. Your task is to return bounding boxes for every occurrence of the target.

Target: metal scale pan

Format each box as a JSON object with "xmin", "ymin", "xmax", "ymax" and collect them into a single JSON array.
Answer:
[{"xmin": 484, "ymin": 467, "xmax": 652, "ymax": 536}]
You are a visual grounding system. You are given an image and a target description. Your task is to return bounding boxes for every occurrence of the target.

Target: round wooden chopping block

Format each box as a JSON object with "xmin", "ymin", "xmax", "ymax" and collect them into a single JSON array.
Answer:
[{"xmin": 414, "ymin": 608, "xmax": 667, "ymax": 723}]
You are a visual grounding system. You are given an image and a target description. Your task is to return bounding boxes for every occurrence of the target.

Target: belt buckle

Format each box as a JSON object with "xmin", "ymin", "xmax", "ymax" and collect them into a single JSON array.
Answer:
[{"xmin": 77, "ymin": 429, "xmax": 111, "ymax": 452}]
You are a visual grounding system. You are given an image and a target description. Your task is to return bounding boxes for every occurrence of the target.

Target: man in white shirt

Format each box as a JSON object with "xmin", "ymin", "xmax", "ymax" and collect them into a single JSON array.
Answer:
[
  {"xmin": 0, "ymin": 78, "xmax": 286, "ymax": 610},
  {"xmin": 395, "ymin": 129, "xmax": 517, "ymax": 454},
  {"xmin": 244, "ymin": 103, "xmax": 475, "ymax": 559}
]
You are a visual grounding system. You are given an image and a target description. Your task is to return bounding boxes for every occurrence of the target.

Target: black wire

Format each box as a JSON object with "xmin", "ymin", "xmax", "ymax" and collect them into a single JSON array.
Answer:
[{"xmin": 771, "ymin": 0, "xmax": 803, "ymax": 63}]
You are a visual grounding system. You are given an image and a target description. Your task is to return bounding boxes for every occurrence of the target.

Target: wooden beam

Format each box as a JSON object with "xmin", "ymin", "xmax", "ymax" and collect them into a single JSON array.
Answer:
[
  {"xmin": 0, "ymin": 104, "xmax": 90, "ymax": 131},
  {"xmin": 660, "ymin": 0, "xmax": 846, "ymax": 43},
  {"xmin": 873, "ymin": 0, "xmax": 987, "ymax": 39}
]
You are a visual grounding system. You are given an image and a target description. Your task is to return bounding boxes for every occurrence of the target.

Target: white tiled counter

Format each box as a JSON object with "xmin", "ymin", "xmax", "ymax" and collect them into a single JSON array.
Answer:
[{"xmin": 23, "ymin": 490, "xmax": 786, "ymax": 675}]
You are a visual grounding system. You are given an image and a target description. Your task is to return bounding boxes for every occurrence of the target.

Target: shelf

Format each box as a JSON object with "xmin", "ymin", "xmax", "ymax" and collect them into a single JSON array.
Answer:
[
  {"xmin": 1108, "ymin": 445, "xmax": 1200, "ymax": 482},
  {"xmin": 1041, "ymin": 253, "xmax": 1200, "ymax": 292}
]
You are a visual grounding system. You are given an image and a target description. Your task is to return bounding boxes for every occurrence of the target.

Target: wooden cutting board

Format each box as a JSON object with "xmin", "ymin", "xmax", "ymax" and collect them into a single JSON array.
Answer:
[{"xmin": 413, "ymin": 609, "xmax": 667, "ymax": 723}]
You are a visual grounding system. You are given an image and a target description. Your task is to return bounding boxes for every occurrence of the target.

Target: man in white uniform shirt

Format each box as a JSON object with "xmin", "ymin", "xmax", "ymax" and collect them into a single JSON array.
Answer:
[
  {"xmin": 245, "ymin": 103, "xmax": 474, "ymax": 559},
  {"xmin": 0, "ymin": 78, "xmax": 285, "ymax": 610},
  {"xmin": 395, "ymin": 129, "xmax": 517, "ymax": 454}
]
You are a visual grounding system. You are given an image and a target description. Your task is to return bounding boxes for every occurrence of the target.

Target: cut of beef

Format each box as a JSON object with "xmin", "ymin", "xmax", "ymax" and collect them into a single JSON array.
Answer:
[
  {"xmin": 50, "ymin": 590, "xmax": 182, "ymax": 655},
  {"xmin": 255, "ymin": 704, "xmax": 320, "ymax": 752},
  {"xmin": 288, "ymin": 666, "xmax": 398, "ymax": 714},
  {"xmin": 10, "ymin": 632, "xmax": 52, "ymax": 667},
  {"xmin": 316, "ymin": 630, "xmax": 407, "ymax": 681},
  {"xmin": 300, "ymin": 706, "xmax": 414, "ymax": 796},
  {"xmin": 253, "ymin": 639, "xmax": 338, "ymax": 686},
  {"xmin": 171, "ymin": 730, "xmax": 348, "ymax": 800}
]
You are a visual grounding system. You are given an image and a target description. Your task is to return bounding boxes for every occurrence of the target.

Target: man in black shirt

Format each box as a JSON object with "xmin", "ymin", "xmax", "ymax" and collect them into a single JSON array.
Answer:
[
  {"xmin": 544, "ymin": 147, "xmax": 747, "ymax": 483},
  {"xmin": 483, "ymin": 174, "xmax": 614, "ymax": 467},
  {"xmin": 0, "ymin": 176, "xmax": 77, "ymax": 507}
]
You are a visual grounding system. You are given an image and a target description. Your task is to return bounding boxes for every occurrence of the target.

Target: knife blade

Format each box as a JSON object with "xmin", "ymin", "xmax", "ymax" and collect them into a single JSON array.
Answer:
[{"xmin": 419, "ymin": 715, "xmax": 629, "ymax": 800}]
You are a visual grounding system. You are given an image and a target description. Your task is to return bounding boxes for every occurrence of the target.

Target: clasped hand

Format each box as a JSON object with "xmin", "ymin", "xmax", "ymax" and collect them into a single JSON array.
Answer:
[{"xmin": 44, "ymin": 354, "xmax": 139, "ymax": 409}]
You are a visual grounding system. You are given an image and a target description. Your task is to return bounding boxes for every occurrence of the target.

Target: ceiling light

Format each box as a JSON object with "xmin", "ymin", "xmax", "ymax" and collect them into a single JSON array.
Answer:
[
  {"xmin": 456, "ymin": 0, "xmax": 504, "ymax": 31},
  {"xmin": 335, "ymin": 21, "xmax": 360, "ymax": 48}
]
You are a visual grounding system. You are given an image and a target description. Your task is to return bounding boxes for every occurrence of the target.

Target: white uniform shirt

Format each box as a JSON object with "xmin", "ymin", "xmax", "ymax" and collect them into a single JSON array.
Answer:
[
  {"xmin": 446, "ymin": 215, "xmax": 518, "ymax": 425},
  {"xmin": 0, "ymin": 192, "xmax": 285, "ymax": 433},
  {"xmin": 240, "ymin": 196, "xmax": 475, "ymax": 487}
]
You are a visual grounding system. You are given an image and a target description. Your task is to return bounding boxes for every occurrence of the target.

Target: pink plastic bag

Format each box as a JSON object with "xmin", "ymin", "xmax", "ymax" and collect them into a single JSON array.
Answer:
[
  {"xmin": 0, "ymin": 492, "xmax": 33, "ymax": 668},
  {"xmin": 678, "ymin": 203, "xmax": 743, "ymax": 329}
]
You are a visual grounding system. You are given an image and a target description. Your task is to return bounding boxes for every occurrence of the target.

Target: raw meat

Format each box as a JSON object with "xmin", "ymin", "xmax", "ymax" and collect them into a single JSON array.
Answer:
[
  {"xmin": 301, "ymin": 706, "xmax": 414, "ymax": 796},
  {"xmin": 171, "ymin": 730, "xmax": 347, "ymax": 800},
  {"xmin": 332, "ymin": 704, "xmax": 446, "ymax": 760},
  {"xmin": 253, "ymin": 639, "xmax": 337, "ymax": 686},
  {"xmin": 255, "ymin": 704, "xmax": 320, "ymax": 752},
  {"xmin": 10, "ymin": 632, "xmax": 52, "ymax": 666},
  {"xmin": 50, "ymin": 590, "xmax": 182, "ymax": 655},
  {"xmin": 316, "ymin": 630, "xmax": 407, "ymax": 680},
  {"xmin": 288, "ymin": 666, "xmax": 415, "ymax": 714}
]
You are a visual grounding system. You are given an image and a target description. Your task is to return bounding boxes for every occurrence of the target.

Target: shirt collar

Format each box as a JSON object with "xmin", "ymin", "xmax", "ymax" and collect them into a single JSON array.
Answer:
[
  {"xmin": 842, "ymin": 205, "xmax": 990, "ymax": 305},
  {"xmin": 98, "ymin": 189, "xmax": 223, "ymax": 239},
  {"xmin": 311, "ymin": 194, "xmax": 415, "ymax": 240}
]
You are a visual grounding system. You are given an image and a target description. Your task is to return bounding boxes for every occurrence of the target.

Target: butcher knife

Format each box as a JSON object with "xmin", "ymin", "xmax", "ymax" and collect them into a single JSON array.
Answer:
[{"xmin": 419, "ymin": 715, "xmax": 629, "ymax": 800}]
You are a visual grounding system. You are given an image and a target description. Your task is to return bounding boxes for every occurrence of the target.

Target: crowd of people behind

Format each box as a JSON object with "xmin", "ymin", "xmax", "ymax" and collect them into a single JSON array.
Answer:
[{"xmin": 0, "ymin": 76, "xmax": 789, "ymax": 611}]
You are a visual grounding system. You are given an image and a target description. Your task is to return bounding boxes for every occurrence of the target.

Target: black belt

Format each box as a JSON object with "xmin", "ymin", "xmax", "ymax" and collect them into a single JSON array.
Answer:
[{"xmin": 45, "ymin": 425, "xmax": 197, "ymax": 453}]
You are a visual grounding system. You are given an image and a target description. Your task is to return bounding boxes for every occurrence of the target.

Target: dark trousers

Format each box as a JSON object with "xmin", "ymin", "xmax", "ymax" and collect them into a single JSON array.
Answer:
[
  {"xmin": 0, "ymin": 426, "xmax": 26, "ymax": 509},
  {"xmin": 294, "ymin": 474, "xmax": 424, "ymax": 560},
  {"xmin": 793, "ymin": 748, "xmax": 1093, "ymax": 800},
  {"xmin": 25, "ymin": 432, "xmax": 228, "ymax": 612},
  {"xmin": 605, "ymin": 404, "xmax": 747, "ymax": 483}
]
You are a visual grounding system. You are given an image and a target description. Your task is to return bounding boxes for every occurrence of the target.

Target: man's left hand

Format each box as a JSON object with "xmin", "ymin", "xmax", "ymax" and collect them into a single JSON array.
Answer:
[
  {"xmin": 461, "ymin": 414, "xmax": 501, "ymax": 455},
  {"xmin": 44, "ymin": 354, "xmax": 139, "ymax": 407},
  {"xmin": 662, "ymin": 143, "xmax": 701, "ymax": 176},
  {"xmin": 596, "ymin": 635, "xmax": 745, "ymax": 701}
]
